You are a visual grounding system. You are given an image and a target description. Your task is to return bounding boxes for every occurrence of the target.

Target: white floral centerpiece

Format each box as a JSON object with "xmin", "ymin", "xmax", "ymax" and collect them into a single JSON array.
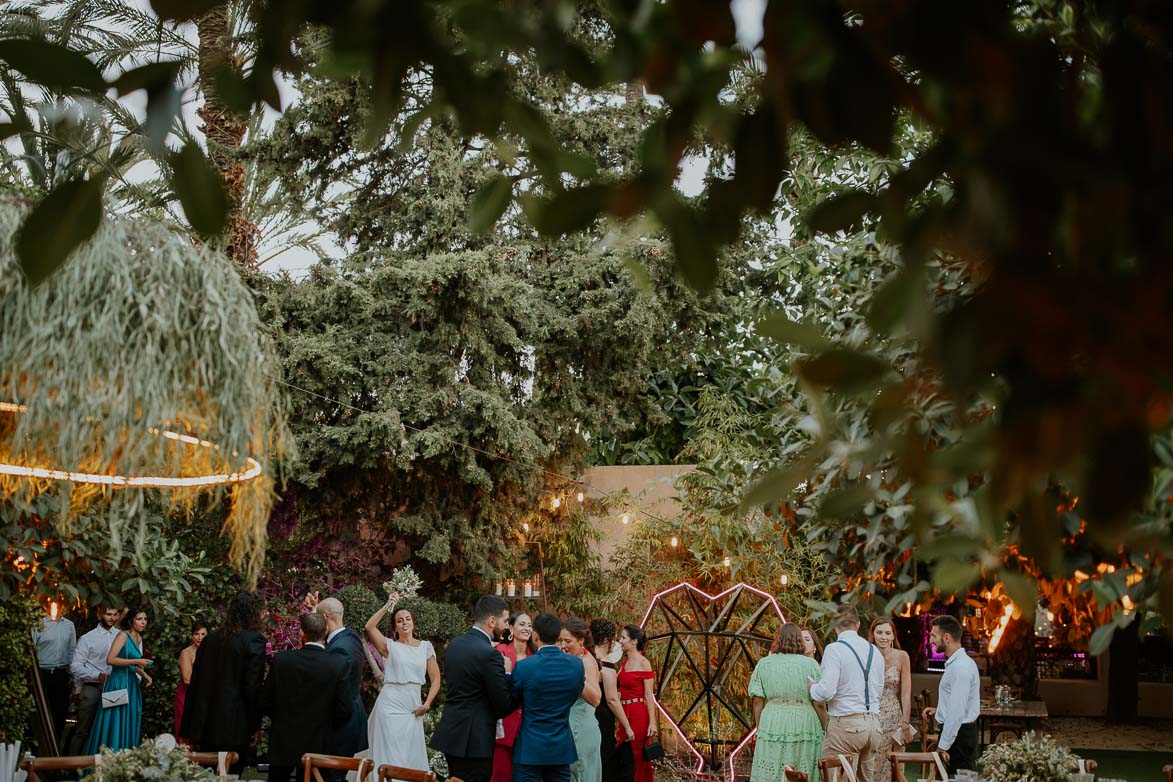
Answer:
[
  {"xmin": 93, "ymin": 742, "xmax": 216, "ymax": 782},
  {"xmin": 382, "ymin": 565, "xmax": 424, "ymax": 606},
  {"xmin": 978, "ymin": 731, "xmax": 1077, "ymax": 782}
]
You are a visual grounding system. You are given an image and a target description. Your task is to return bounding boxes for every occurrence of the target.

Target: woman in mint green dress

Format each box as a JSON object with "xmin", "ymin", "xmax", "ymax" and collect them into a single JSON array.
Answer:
[
  {"xmin": 749, "ymin": 624, "xmax": 826, "ymax": 782},
  {"xmin": 86, "ymin": 608, "xmax": 153, "ymax": 753},
  {"xmin": 558, "ymin": 618, "xmax": 603, "ymax": 782}
]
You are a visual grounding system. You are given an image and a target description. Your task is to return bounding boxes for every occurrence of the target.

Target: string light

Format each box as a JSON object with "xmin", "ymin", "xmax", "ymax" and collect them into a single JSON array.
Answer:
[
  {"xmin": 1122, "ymin": 595, "xmax": 1135, "ymax": 613},
  {"xmin": 621, "ymin": 513, "xmax": 630, "ymax": 525},
  {"xmin": 723, "ymin": 556, "xmax": 731, "ymax": 568},
  {"xmin": 1046, "ymin": 610, "xmax": 1054, "ymax": 622},
  {"xmin": 670, "ymin": 535, "xmax": 679, "ymax": 548},
  {"xmin": 576, "ymin": 491, "xmax": 584, "ymax": 503},
  {"xmin": 522, "ymin": 522, "xmax": 530, "ymax": 532},
  {"xmin": 779, "ymin": 573, "xmax": 789, "ymax": 586},
  {"xmin": 551, "ymin": 497, "xmax": 561, "ymax": 510}
]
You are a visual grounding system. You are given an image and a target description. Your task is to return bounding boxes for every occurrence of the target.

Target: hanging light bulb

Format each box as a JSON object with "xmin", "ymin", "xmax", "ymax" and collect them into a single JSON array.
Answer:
[
  {"xmin": 1046, "ymin": 610, "xmax": 1054, "ymax": 622},
  {"xmin": 780, "ymin": 573, "xmax": 789, "ymax": 586},
  {"xmin": 551, "ymin": 497, "xmax": 561, "ymax": 510},
  {"xmin": 670, "ymin": 536, "xmax": 679, "ymax": 548},
  {"xmin": 621, "ymin": 513, "xmax": 631, "ymax": 525},
  {"xmin": 522, "ymin": 522, "xmax": 530, "ymax": 532},
  {"xmin": 576, "ymin": 491, "xmax": 585, "ymax": 503},
  {"xmin": 723, "ymin": 556, "xmax": 731, "ymax": 568}
]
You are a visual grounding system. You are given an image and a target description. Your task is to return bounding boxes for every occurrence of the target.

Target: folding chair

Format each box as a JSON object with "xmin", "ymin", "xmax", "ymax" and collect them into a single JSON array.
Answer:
[
  {"xmin": 784, "ymin": 765, "xmax": 809, "ymax": 781},
  {"xmin": 188, "ymin": 750, "xmax": 239, "ymax": 780},
  {"xmin": 914, "ymin": 690, "xmax": 939, "ymax": 752},
  {"xmin": 376, "ymin": 764, "xmax": 436, "ymax": 782},
  {"xmin": 300, "ymin": 753, "xmax": 376, "ymax": 782},
  {"xmin": 817, "ymin": 754, "xmax": 859, "ymax": 782},
  {"xmin": 19, "ymin": 755, "xmax": 97, "ymax": 782},
  {"xmin": 889, "ymin": 751, "xmax": 949, "ymax": 782}
]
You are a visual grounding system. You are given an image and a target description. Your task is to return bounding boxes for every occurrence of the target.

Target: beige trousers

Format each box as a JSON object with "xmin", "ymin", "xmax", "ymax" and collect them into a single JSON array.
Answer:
[{"xmin": 821, "ymin": 713, "xmax": 883, "ymax": 782}]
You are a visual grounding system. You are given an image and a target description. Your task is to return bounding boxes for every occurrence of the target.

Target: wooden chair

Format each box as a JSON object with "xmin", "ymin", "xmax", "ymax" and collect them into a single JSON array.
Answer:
[
  {"xmin": 1163, "ymin": 763, "xmax": 1172, "ymax": 782},
  {"xmin": 377, "ymin": 763, "xmax": 436, "ymax": 782},
  {"xmin": 889, "ymin": 751, "xmax": 949, "ymax": 782},
  {"xmin": 188, "ymin": 750, "xmax": 239, "ymax": 779},
  {"xmin": 300, "ymin": 753, "xmax": 376, "ymax": 782},
  {"xmin": 913, "ymin": 689, "xmax": 939, "ymax": 752},
  {"xmin": 19, "ymin": 755, "xmax": 97, "ymax": 782},
  {"xmin": 1068, "ymin": 758, "xmax": 1097, "ymax": 774},
  {"xmin": 784, "ymin": 766, "xmax": 809, "ymax": 782},
  {"xmin": 817, "ymin": 755, "xmax": 859, "ymax": 782}
]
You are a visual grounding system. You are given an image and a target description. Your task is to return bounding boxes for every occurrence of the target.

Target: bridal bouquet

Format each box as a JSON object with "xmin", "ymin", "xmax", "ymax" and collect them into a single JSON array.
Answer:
[{"xmin": 382, "ymin": 565, "xmax": 424, "ymax": 607}]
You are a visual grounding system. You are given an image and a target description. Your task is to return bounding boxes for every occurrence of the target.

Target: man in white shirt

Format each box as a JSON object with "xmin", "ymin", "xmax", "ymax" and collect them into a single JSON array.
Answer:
[
  {"xmin": 923, "ymin": 615, "xmax": 981, "ymax": 774},
  {"xmin": 808, "ymin": 607, "xmax": 885, "ymax": 782},
  {"xmin": 31, "ymin": 601, "xmax": 76, "ymax": 744},
  {"xmin": 67, "ymin": 604, "xmax": 120, "ymax": 754}
]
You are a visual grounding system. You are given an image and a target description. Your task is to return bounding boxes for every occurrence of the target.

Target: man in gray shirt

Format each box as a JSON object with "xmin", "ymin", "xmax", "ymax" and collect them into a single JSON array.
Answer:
[
  {"xmin": 31, "ymin": 601, "xmax": 76, "ymax": 745},
  {"xmin": 68, "ymin": 604, "xmax": 120, "ymax": 754}
]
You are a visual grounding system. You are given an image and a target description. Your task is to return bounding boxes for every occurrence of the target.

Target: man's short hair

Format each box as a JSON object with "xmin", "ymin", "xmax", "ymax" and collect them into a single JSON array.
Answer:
[
  {"xmin": 474, "ymin": 594, "xmax": 509, "ymax": 624},
  {"xmin": 301, "ymin": 611, "xmax": 327, "ymax": 642},
  {"xmin": 931, "ymin": 615, "xmax": 964, "ymax": 643},
  {"xmin": 532, "ymin": 612, "xmax": 563, "ymax": 644},
  {"xmin": 317, "ymin": 597, "xmax": 344, "ymax": 620},
  {"xmin": 831, "ymin": 606, "xmax": 861, "ymax": 631}
]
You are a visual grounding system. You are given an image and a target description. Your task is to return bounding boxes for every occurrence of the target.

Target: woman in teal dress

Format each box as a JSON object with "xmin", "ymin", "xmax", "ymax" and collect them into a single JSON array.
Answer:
[
  {"xmin": 557, "ymin": 618, "xmax": 603, "ymax": 782},
  {"xmin": 87, "ymin": 608, "xmax": 153, "ymax": 753},
  {"xmin": 749, "ymin": 624, "xmax": 826, "ymax": 782}
]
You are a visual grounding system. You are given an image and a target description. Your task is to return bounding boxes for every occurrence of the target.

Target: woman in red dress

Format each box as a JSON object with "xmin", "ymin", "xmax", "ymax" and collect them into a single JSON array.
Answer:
[
  {"xmin": 617, "ymin": 625, "xmax": 658, "ymax": 782},
  {"xmin": 492, "ymin": 612, "xmax": 536, "ymax": 782},
  {"xmin": 174, "ymin": 623, "xmax": 206, "ymax": 740}
]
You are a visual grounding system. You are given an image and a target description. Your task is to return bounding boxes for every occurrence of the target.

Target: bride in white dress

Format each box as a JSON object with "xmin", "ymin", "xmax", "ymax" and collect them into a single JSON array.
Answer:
[{"xmin": 365, "ymin": 602, "xmax": 441, "ymax": 772}]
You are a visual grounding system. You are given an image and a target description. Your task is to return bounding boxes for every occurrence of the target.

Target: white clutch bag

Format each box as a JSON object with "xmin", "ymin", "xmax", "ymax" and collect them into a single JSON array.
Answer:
[
  {"xmin": 101, "ymin": 689, "xmax": 129, "ymax": 708},
  {"xmin": 893, "ymin": 723, "xmax": 917, "ymax": 745}
]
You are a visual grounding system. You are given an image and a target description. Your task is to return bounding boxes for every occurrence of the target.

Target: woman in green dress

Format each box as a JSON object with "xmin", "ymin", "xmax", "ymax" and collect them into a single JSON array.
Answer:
[
  {"xmin": 749, "ymin": 623, "xmax": 826, "ymax": 782},
  {"xmin": 86, "ymin": 607, "xmax": 153, "ymax": 753},
  {"xmin": 558, "ymin": 618, "xmax": 603, "ymax": 782}
]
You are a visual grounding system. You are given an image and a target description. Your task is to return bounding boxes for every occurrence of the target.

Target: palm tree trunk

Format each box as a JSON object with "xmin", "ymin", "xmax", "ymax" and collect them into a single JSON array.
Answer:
[{"xmin": 196, "ymin": 4, "xmax": 259, "ymax": 270}]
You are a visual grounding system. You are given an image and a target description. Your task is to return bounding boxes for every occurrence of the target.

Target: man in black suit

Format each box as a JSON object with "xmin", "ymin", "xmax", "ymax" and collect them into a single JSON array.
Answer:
[
  {"xmin": 429, "ymin": 594, "xmax": 513, "ymax": 782},
  {"xmin": 182, "ymin": 591, "xmax": 268, "ymax": 772},
  {"xmin": 305, "ymin": 592, "xmax": 369, "ymax": 766},
  {"xmin": 261, "ymin": 611, "xmax": 353, "ymax": 782}
]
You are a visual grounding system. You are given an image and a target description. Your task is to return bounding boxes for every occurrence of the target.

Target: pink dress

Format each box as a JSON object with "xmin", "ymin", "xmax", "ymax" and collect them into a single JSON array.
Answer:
[
  {"xmin": 174, "ymin": 680, "xmax": 188, "ymax": 738},
  {"xmin": 491, "ymin": 642, "xmax": 526, "ymax": 782}
]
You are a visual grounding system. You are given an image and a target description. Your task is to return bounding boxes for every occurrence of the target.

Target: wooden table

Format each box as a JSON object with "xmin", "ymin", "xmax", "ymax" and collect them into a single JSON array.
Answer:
[{"xmin": 979, "ymin": 700, "xmax": 1048, "ymax": 744}]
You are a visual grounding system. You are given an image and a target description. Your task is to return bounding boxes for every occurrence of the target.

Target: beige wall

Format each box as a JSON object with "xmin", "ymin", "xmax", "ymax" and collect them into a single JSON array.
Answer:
[{"xmin": 581, "ymin": 464, "xmax": 693, "ymax": 566}]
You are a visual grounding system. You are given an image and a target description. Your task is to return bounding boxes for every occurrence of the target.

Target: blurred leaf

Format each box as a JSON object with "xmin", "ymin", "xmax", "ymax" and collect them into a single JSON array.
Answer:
[
  {"xmin": 111, "ymin": 61, "xmax": 180, "ymax": 95},
  {"xmin": 806, "ymin": 190, "xmax": 876, "ymax": 234},
  {"xmin": 529, "ymin": 185, "xmax": 608, "ymax": 236},
  {"xmin": 1000, "ymin": 571, "xmax": 1038, "ymax": 620},
  {"xmin": 867, "ymin": 266, "xmax": 922, "ymax": 335},
  {"xmin": 0, "ymin": 39, "xmax": 105, "ymax": 93},
  {"xmin": 820, "ymin": 483, "xmax": 875, "ymax": 519},
  {"xmin": 1160, "ymin": 569, "xmax": 1173, "ymax": 635},
  {"xmin": 1088, "ymin": 622, "xmax": 1116, "ymax": 656},
  {"xmin": 469, "ymin": 175, "xmax": 513, "ymax": 236},
  {"xmin": 741, "ymin": 449, "xmax": 820, "ymax": 511},
  {"xmin": 756, "ymin": 313, "xmax": 831, "ymax": 351},
  {"xmin": 169, "ymin": 143, "xmax": 229, "ymax": 236},
  {"xmin": 796, "ymin": 349, "xmax": 889, "ymax": 392},
  {"xmin": 16, "ymin": 178, "xmax": 104, "ymax": 286},
  {"xmin": 932, "ymin": 558, "xmax": 980, "ymax": 594},
  {"xmin": 733, "ymin": 109, "xmax": 786, "ymax": 211}
]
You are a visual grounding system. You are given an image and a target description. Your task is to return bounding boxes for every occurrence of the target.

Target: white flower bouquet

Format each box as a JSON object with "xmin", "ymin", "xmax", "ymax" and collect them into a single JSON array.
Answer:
[
  {"xmin": 978, "ymin": 731, "xmax": 1076, "ymax": 782},
  {"xmin": 94, "ymin": 742, "xmax": 216, "ymax": 782},
  {"xmin": 382, "ymin": 565, "xmax": 424, "ymax": 607}
]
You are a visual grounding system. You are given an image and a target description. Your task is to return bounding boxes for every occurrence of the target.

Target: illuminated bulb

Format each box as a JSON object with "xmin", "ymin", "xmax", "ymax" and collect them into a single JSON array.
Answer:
[
  {"xmin": 1122, "ymin": 595, "xmax": 1134, "ymax": 613},
  {"xmin": 670, "ymin": 536, "xmax": 679, "ymax": 548},
  {"xmin": 522, "ymin": 522, "xmax": 530, "ymax": 532},
  {"xmin": 723, "ymin": 556, "xmax": 731, "ymax": 568},
  {"xmin": 49, "ymin": 601, "xmax": 59, "ymax": 621},
  {"xmin": 988, "ymin": 602, "xmax": 1015, "ymax": 654},
  {"xmin": 779, "ymin": 573, "xmax": 789, "ymax": 586},
  {"xmin": 576, "ymin": 491, "xmax": 584, "ymax": 503},
  {"xmin": 1046, "ymin": 611, "xmax": 1054, "ymax": 622},
  {"xmin": 621, "ymin": 513, "xmax": 630, "ymax": 525},
  {"xmin": 552, "ymin": 497, "xmax": 561, "ymax": 510}
]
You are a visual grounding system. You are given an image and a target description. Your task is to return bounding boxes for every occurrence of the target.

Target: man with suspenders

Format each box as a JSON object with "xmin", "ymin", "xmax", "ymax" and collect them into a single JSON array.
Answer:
[{"xmin": 808, "ymin": 607, "xmax": 885, "ymax": 782}]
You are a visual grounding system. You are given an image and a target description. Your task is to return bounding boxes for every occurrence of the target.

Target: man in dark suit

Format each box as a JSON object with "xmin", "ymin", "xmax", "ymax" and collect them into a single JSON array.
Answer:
[
  {"xmin": 305, "ymin": 592, "xmax": 369, "ymax": 765},
  {"xmin": 509, "ymin": 613, "xmax": 586, "ymax": 782},
  {"xmin": 430, "ymin": 594, "xmax": 513, "ymax": 782},
  {"xmin": 182, "ymin": 591, "xmax": 268, "ymax": 772},
  {"xmin": 261, "ymin": 611, "xmax": 353, "ymax": 782}
]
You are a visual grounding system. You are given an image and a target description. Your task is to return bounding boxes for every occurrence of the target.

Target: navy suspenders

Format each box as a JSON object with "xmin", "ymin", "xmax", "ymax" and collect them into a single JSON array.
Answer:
[{"xmin": 836, "ymin": 639, "xmax": 876, "ymax": 710}]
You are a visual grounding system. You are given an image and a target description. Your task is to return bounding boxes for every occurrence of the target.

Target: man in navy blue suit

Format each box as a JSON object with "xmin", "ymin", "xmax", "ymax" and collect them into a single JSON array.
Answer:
[{"xmin": 509, "ymin": 613, "xmax": 586, "ymax": 782}]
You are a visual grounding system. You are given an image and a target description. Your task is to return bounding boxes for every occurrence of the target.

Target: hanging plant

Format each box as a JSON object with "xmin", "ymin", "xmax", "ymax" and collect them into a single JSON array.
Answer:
[{"xmin": 0, "ymin": 198, "xmax": 294, "ymax": 581}]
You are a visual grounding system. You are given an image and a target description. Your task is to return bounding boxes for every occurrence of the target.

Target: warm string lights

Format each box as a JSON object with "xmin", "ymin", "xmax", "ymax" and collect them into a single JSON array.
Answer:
[{"xmin": 987, "ymin": 602, "xmax": 1018, "ymax": 654}]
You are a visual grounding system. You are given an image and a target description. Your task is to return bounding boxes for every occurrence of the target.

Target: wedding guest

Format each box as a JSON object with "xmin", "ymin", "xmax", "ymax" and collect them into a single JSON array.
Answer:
[
  {"xmin": 182, "ymin": 590, "xmax": 267, "ymax": 770},
  {"xmin": 510, "ymin": 613, "xmax": 585, "ymax": 782},
  {"xmin": 175, "ymin": 622, "xmax": 207, "ymax": 738},
  {"xmin": 86, "ymin": 607, "xmax": 153, "ymax": 753},
  {"xmin": 493, "ymin": 612, "xmax": 537, "ymax": 782},
  {"xmin": 616, "ymin": 626, "xmax": 658, "ymax": 782},
  {"xmin": 800, "ymin": 627, "xmax": 824, "ymax": 663},
  {"xmin": 748, "ymin": 624, "xmax": 825, "ymax": 782},
  {"xmin": 305, "ymin": 591, "xmax": 369, "ymax": 767},
  {"xmin": 922, "ymin": 615, "xmax": 980, "ymax": 775},
  {"xmin": 590, "ymin": 619, "xmax": 635, "ymax": 782},
  {"xmin": 808, "ymin": 607, "xmax": 884, "ymax": 782},
  {"xmin": 430, "ymin": 595, "xmax": 514, "ymax": 782},
  {"xmin": 558, "ymin": 618, "xmax": 603, "ymax": 782},
  {"xmin": 68, "ymin": 604, "xmax": 120, "ymax": 754},
  {"xmin": 31, "ymin": 601, "xmax": 76, "ymax": 744},
  {"xmin": 869, "ymin": 618, "xmax": 911, "ymax": 782},
  {"xmin": 261, "ymin": 612, "xmax": 353, "ymax": 782},
  {"xmin": 365, "ymin": 600, "xmax": 441, "ymax": 772}
]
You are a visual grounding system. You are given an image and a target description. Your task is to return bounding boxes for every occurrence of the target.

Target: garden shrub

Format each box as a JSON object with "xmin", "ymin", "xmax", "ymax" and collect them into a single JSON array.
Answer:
[{"xmin": 0, "ymin": 593, "xmax": 40, "ymax": 744}]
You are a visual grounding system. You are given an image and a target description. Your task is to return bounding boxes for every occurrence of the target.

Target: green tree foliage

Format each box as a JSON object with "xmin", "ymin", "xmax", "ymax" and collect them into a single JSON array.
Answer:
[{"xmin": 0, "ymin": 592, "xmax": 39, "ymax": 743}]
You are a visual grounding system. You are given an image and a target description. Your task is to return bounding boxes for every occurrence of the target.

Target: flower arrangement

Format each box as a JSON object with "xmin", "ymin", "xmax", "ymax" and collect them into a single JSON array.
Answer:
[
  {"xmin": 978, "ymin": 731, "xmax": 1077, "ymax": 782},
  {"xmin": 94, "ymin": 741, "xmax": 216, "ymax": 782},
  {"xmin": 382, "ymin": 565, "xmax": 424, "ymax": 605}
]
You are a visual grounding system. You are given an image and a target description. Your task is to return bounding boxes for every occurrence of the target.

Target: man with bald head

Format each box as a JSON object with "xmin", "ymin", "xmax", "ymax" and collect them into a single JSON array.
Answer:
[{"xmin": 305, "ymin": 592, "xmax": 368, "ymax": 770}]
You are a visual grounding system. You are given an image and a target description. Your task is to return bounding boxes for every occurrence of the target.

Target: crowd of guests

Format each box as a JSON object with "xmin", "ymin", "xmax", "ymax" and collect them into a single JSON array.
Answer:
[{"xmin": 33, "ymin": 594, "xmax": 980, "ymax": 782}]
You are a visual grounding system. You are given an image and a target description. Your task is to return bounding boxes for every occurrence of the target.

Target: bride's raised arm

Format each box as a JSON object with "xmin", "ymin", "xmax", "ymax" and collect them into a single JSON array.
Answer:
[{"xmin": 365, "ymin": 605, "xmax": 392, "ymax": 658}]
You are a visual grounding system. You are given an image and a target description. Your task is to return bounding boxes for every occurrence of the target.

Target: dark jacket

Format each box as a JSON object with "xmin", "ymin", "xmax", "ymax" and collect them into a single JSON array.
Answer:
[
  {"xmin": 429, "ymin": 627, "xmax": 512, "ymax": 759},
  {"xmin": 326, "ymin": 626, "xmax": 369, "ymax": 756},
  {"xmin": 260, "ymin": 644, "xmax": 352, "ymax": 767},
  {"xmin": 509, "ymin": 646, "xmax": 585, "ymax": 766},
  {"xmin": 181, "ymin": 628, "xmax": 267, "ymax": 750}
]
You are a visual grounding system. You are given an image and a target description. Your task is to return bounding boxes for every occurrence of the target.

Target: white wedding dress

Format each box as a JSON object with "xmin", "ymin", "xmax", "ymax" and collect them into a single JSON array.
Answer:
[{"xmin": 369, "ymin": 640, "xmax": 434, "ymax": 772}]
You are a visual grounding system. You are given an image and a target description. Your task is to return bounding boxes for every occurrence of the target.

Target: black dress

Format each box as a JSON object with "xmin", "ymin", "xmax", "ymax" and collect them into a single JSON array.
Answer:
[{"xmin": 597, "ymin": 660, "xmax": 634, "ymax": 782}]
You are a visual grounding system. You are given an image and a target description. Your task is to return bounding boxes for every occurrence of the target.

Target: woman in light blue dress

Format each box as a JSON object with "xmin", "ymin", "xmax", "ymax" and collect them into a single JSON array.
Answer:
[
  {"xmin": 87, "ymin": 607, "xmax": 152, "ymax": 752},
  {"xmin": 558, "ymin": 618, "xmax": 603, "ymax": 782}
]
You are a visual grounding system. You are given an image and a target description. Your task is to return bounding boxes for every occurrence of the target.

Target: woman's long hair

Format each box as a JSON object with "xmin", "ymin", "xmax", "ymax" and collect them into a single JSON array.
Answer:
[
  {"xmin": 391, "ymin": 607, "xmax": 414, "ymax": 641},
  {"xmin": 504, "ymin": 611, "xmax": 538, "ymax": 655},
  {"xmin": 224, "ymin": 590, "xmax": 265, "ymax": 637},
  {"xmin": 562, "ymin": 617, "xmax": 595, "ymax": 660}
]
